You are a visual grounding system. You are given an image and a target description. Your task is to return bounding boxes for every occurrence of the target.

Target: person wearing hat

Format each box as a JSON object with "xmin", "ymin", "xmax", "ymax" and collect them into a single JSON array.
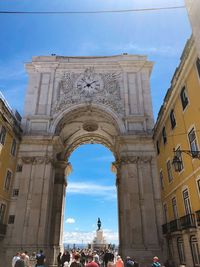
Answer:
[{"xmin": 152, "ymin": 256, "xmax": 161, "ymax": 267}]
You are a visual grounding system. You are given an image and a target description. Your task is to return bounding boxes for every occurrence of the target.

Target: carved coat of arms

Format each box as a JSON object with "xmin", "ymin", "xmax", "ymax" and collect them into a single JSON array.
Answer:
[{"xmin": 52, "ymin": 67, "xmax": 124, "ymax": 115}]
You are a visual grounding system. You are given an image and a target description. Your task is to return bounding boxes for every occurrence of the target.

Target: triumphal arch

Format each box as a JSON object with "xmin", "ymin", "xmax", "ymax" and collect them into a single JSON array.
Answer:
[{"xmin": 3, "ymin": 55, "xmax": 163, "ymax": 266}]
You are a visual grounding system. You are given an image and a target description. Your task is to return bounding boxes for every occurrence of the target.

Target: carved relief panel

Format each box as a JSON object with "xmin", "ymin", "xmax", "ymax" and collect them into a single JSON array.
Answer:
[{"xmin": 52, "ymin": 67, "xmax": 124, "ymax": 116}]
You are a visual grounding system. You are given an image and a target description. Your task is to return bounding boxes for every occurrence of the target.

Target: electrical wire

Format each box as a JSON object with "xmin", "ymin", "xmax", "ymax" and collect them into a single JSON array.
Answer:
[{"xmin": 0, "ymin": 5, "xmax": 185, "ymax": 15}]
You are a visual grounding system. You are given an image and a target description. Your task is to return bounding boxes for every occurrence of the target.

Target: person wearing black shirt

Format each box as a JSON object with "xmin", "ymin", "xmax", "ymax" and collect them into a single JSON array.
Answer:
[{"xmin": 36, "ymin": 250, "xmax": 46, "ymax": 267}]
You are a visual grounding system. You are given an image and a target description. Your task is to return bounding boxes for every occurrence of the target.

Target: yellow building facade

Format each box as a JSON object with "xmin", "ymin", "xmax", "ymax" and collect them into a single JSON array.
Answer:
[
  {"xmin": 154, "ymin": 37, "xmax": 200, "ymax": 267},
  {"xmin": 0, "ymin": 93, "xmax": 22, "ymax": 240}
]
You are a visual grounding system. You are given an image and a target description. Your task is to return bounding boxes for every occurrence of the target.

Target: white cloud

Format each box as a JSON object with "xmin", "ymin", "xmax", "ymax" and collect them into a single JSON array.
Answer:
[
  {"xmin": 74, "ymin": 41, "xmax": 181, "ymax": 58},
  {"xmin": 90, "ymin": 155, "xmax": 115, "ymax": 162},
  {"xmin": 66, "ymin": 218, "xmax": 75, "ymax": 224},
  {"xmin": 63, "ymin": 229, "xmax": 118, "ymax": 244},
  {"xmin": 66, "ymin": 182, "xmax": 117, "ymax": 200},
  {"xmin": 108, "ymin": 42, "xmax": 181, "ymax": 57}
]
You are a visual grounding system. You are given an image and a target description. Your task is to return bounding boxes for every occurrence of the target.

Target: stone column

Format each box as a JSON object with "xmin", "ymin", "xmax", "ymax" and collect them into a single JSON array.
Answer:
[
  {"xmin": 3, "ymin": 154, "xmax": 55, "ymax": 266},
  {"xmin": 117, "ymin": 156, "xmax": 144, "ymax": 257},
  {"xmin": 48, "ymin": 160, "xmax": 68, "ymax": 267},
  {"xmin": 117, "ymin": 154, "xmax": 163, "ymax": 266}
]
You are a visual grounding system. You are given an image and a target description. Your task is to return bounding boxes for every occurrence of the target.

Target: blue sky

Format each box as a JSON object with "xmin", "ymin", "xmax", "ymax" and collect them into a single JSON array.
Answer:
[{"xmin": 0, "ymin": 0, "xmax": 191, "ymax": 244}]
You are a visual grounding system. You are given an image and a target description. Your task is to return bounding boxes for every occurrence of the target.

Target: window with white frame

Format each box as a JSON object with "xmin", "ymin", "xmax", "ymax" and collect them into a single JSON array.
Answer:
[
  {"xmin": 156, "ymin": 140, "xmax": 160, "ymax": 155},
  {"xmin": 172, "ymin": 197, "xmax": 179, "ymax": 219},
  {"xmin": 162, "ymin": 127, "xmax": 167, "ymax": 144},
  {"xmin": 11, "ymin": 138, "xmax": 17, "ymax": 156},
  {"xmin": 197, "ymin": 179, "xmax": 200, "ymax": 195},
  {"xmin": 160, "ymin": 170, "xmax": 164, "ymax": 190},
  {"xmin": 12, "ymin": 189, "xmax": 19, "ymax": 197},
  {"xmin": 0, "ymin": 203, "xmax": 6, "ymax": 224},
  {"xmin": 167, "ymin": 160, "xmax": 173, "ymax": 182},
  {"xmin": 175, "ymin": 147, "xmax": 184, "ymax": 171},
  {"xmin": 183, "ymin": 189, "xmax": 192, "ymax": 215},
  {"xmin": 180, "ymin": 86, "xmax": 189, "ymax": 110},
  {"xmin": 8, "ymin": 215, "xmax": 15, "ymax": 224},
  {"xmin": 170, "ymin": 109, "xmax": 176, "ymax": 129},
  {"xmin": 188, "ymin": 128, "xmax": 199, "ymax": 155},
  {"xmin": 190, "ymin": 236, "xmax": 200, "ymax": 267},
  {"xmin": 196, "ymin": 58, "xmax": 200, "ymax": 79},
  {"xmin": 177, "ymin": 237, "xmax": 186, "ymax": 264},
  {"xmin": 4, "ymin": 170, "xmax": 12, "ymax": 191},
  {"xmin": 16, "ymin": 164, "xmax": 22, "ymax": 172},
  {"xmin": 0, "ymin": 126, "xmax": 6, "ymax": 145}
]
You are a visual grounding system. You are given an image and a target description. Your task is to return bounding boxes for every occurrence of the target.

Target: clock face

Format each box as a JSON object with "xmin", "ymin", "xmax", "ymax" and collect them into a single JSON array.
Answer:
[{"xmin": 76, "ymin": 71, "xmax": 103, "ymax": 94}]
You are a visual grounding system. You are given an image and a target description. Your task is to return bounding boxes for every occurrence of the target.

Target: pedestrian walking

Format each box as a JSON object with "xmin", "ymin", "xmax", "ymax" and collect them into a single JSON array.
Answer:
[
  {"xmin": 29, "ymin": 252, "xmax": 37, "ymax": 267},
  {"xmin": 93, "ymin": 251, "xmax": 100, "ymax": 266},
  {"xmin": 61, "ymin": 250, "xmax": 71, "ymax": 267},
  {"xmin": 116, "ymin": 256, "xmax": 124, "ymax": 267},
  {"xmin": 57, "ymin": 252, "xmax": 62, "ymax": 267},
  {"xmin": 70, "ymin": 253, "xmax": 82, "ymax": 267},
  {"xmin": 24, "ymin": 251, "xmax": 30, "ymax": 267},
  {"xmin": 14, "ymin": 253, "xmax": 26, "ymax": 267},
  {"xmin": 36, "ymin": 249, "xmax": 46, "ymax": 267},
  {"xmin": 152, "ymin": 256, "xmax": 161, "ymax": 267},
  {"xmin": 12, "ymin": 252, "xmax": 21, "ymax": 267},
  {"xmin": 85, "ymin": 254, "xmax": 99, "ymax": 267}
]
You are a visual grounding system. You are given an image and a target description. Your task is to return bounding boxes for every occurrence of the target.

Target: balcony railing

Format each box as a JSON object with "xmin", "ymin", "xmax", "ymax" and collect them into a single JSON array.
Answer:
[
  {"xmin": 196, "ymin": 210, "xmax": 200, "ymax": 226},
  {"xmin": 0, "ymin": 223, "xmax": 7, "ymax": 236},
  {"xmin": 180, "ymin": 213, "xmax": 196, "ymax": 229},
  {"xmin": 162, "ymin": 213, "xmax": 198, "ymax": 235},
  {"xmin": 169, "ymin": 219, "xmax": 181, "ymax": 232},
  {"xmin": 162, "ymin": 223, "xmax": 169, "ymax": 234}
]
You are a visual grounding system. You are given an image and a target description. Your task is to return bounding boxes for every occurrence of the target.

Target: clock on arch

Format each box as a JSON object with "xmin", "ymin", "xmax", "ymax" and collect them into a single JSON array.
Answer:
[{"xmin": 76, "ymin": 67, "xmax": 103, "ymax": 94}]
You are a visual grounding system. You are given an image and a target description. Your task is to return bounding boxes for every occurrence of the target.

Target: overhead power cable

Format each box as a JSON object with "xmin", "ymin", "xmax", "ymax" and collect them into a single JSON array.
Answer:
[{"xmin": 0, "ymin": 5, "xmax": 185, "ymax": 15}]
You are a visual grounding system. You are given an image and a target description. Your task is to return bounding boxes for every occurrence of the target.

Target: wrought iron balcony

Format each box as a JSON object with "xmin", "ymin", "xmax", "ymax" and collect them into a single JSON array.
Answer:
[
  {"xmin": 162, "ymin": 214, "xmax": 198, "ymax": 235},
  {"xmin": 169, "ymin": 219, "xmax": 181, "ymax": 232},
  {"xmin": 0, "ymin": 223, "xmax": 7, "ymax": 236},
  {"xmin": 196, "ymin": 210, "xmax": 200, "ymax": 226},
  {"xmin": 179, "ymin": 214, "xmax": 196, "ymax": 229},
  {"xmin": 162, "ymin": 223, "xmax": 169, "ymax": 234}
]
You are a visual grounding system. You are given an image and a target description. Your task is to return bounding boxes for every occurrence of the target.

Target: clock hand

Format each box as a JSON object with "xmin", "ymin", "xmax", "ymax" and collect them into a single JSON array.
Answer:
[
  {"xmin": 83, "ymin": 81, "xmax": 97, "ymax": 88},
  {"xmin": 90, "ymin": 80, "xmax": 97, "ymax": 85},
  {"xmin": 83, "ymin": 83, "xmax": 91, "ymax": 88}
]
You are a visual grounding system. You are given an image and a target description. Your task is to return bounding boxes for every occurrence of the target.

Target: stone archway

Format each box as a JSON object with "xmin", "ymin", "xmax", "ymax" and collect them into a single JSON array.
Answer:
[{"xmin": 2, "ymin": 55, "xmax": 164, "ymax": 266}]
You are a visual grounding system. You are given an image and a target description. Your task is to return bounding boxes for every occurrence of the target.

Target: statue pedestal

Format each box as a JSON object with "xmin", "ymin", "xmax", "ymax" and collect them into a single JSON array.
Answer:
[{"xmin": 92, "ymin": 229, "xmax": 108, "ymax": 250}]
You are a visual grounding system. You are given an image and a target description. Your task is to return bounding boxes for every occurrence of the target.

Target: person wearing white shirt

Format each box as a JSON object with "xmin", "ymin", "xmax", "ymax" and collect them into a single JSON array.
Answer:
[{"xmin": 12, "ymin": 252, "xmax": 21, "ymax": 267}]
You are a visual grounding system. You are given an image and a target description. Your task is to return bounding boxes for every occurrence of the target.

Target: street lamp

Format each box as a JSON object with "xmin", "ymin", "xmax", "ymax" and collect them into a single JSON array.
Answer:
[
  {"xmin": 172, "ymin": 148, "xmax": 200, "ymax": 172},
  {"xmin": 172, "ymin": 154, "xmax": 182, "ymax": 172}
]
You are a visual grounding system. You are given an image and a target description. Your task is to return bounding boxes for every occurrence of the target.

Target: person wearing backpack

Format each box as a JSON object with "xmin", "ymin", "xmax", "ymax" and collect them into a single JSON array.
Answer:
[
  {"xmin": 152, "ymin": 256, "xmax": 161, "ymax": 267},
  {"xmin": 36, "ymin": 249, "xmax": 46, "ymax": 267}
]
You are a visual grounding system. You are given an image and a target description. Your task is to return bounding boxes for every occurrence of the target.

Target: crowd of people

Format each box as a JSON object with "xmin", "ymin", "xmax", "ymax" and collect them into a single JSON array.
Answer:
[
  {"xmin": 12, "ymin": 248, "xmax": 162, "ymax": 267},
  {"xmin": 12, "ymin": 250, "xmax": 45, "ymax": 267}
]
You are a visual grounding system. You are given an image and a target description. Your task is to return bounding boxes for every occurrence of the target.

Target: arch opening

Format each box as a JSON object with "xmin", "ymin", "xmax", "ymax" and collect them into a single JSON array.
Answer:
[
  {"xmin": 53, "ymin": 105, "xmax": 121, "ymax": 159},
  {"xmin": 63, "ymin": 143, "xmax": 119, "ymax": 250}
]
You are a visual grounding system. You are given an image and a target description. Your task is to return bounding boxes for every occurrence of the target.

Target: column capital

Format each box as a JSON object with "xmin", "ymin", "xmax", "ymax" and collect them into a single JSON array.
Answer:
[
  {"xmin": 115, "ymin": 156, "xmax": 139, "ymax": 166},
  {"xmin": 21, "ymin": 155, "xmax": 54, "ymax": 165},
  {"xmin": 116, "ymin": 155, "xmax": 153, "ymax": 165},
  {"xmin": 138, "ymin": 155, "xmax": 152, "ymax": 163},
  {"xmin": 54, "ymin": 160, "xmax": 69, "ymax": 170}
]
